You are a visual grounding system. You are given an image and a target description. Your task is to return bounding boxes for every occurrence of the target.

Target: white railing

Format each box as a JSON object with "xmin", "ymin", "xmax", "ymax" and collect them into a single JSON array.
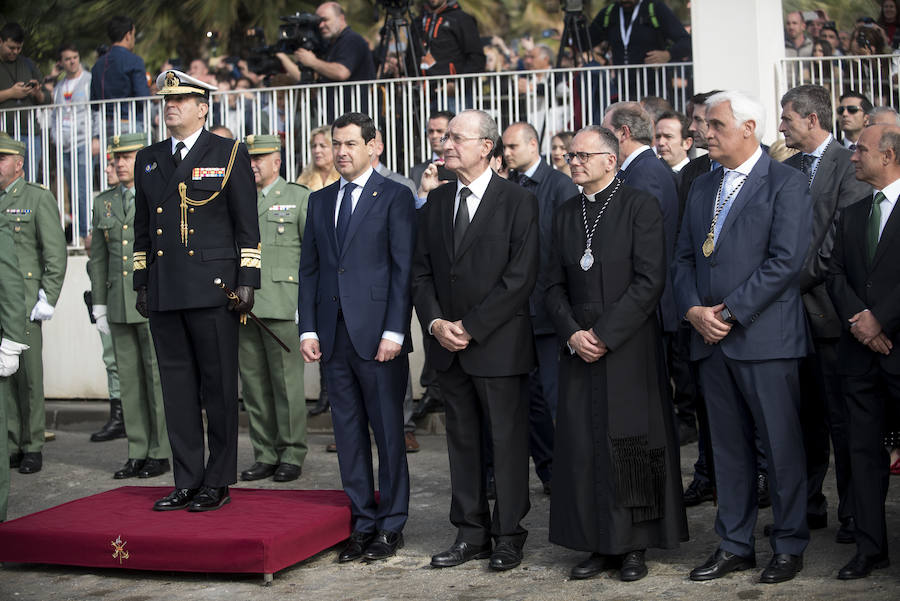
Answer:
[
  {"xmin": 777, "ymin": 54, "xmax": 900, "ymax": 135},
  {"xmin": 1, "ymin": 62, "xmax": 692, "ymax": 248}
]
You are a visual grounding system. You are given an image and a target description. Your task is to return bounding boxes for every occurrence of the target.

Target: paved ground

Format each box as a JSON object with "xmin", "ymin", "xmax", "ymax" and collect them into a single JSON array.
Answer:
[{"xmin": 1, "ymin": 401, "xmax": 898, "ymax": 600}]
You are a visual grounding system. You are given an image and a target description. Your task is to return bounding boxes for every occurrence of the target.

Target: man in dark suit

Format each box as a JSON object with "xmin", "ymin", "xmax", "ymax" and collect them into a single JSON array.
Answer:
[
  {"xmin": 779, "ymin": 84, "xmax": 872, "ymax": 544},
  {"xmin": 827, "ymin": 124, "xmax": 900, "ymax": 580},
  {"xmin": 299, "ymin": 112, "xmax": 416, "ymax": 563},
  {"xmin": 132, "ymin": 70, "xmax": 260, "ymax": 512},
  {"xmin": 502, "ymin": 121, "xmax": 579, "ymax": 493},
  {"xmin": 412, "ymin": 109, "xmax": 539, "ymax": 571},
  {"xmin": 672, "ymin": 91, "xmax": 813, "ymax": 584}
]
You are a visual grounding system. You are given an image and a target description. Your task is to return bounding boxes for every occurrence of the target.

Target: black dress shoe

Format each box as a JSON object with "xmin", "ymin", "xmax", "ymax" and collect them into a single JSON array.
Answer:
[
  {"xmin": 759, "ymin": 553, "xmax": 802, "ymax": 583},
  {"xmin": 837, "ymin": 552, "xmax": 889, "ymax": 580},
  {"xmin": 308, "ymin": 394, "xmax": 330, "ymax": 416},
  {"xmin": 18, "ymin": 452, "xmax": 42, "ymax": 474},
  {"xmin": 339, "ymin": 531, "xmax": 376, "ymax": 563},
  {"xmin": 273, "ymin": 463, "xmax": 302, "ymax": 482},
  {"xmin": 807, "ymin": 513, "xmax": 828, "ymax": 530},
  {"xmin": 678, "ymin": 423, "xmax": 699, "ymax": 446},
  {"xmin": 240, "ymin": 462, "xmax": 277, "ymax": 481},
  {"xmin": 620, "ymin": 549, "xmax": 648, "ymax": 582},
  {"xmin": 757, "ymin": 473, "xmax": 771, "ymax": 508},
  {"xmin": 114, "ymin": 458, "xmax": 145, "ymax": 479},
  {"xmin": 363, "ymin": 530, "xmax": 403, "ymax": 560},
  {"xmin": 188, "ymin": 486, "xmax": 231, "ymax": 512},
  {"xmin": 138, "ymin": 458, "xmax": 170, "ymax": 478},
  {"xmin": 431, "ymin": 541, "xmax": 492, "ymax": 567},
  {"xmin": 489, "ymin": 541, "xmax": 523, "ymax": 571},
  {"xmin": 9, "ymin": 450, "xmax": 23, "ymax": 468},
  {"xmin": 413, "ymin": 390, "xmax": 443, "ymax": 419},
  {"xmin": 835, "ymin": 518, "xmax": 856, "ymax": 544},
  {"xmin": 570, "ymin": 553, "xmax": 610, "ymax": 580},
  {"xmin": 90, "ymin": 398, "xmax": 126, "ymax": 442},
  {"xmin": 683, "ymin": 479, "xmax": 715, "ymax": 507},
  {"xmin": 690, "ymin": 549, "xmax": 756, "ymax": 581},
  {"xmin": 153, "ymin": 488, "xmax": 200, "ymax": 511}
]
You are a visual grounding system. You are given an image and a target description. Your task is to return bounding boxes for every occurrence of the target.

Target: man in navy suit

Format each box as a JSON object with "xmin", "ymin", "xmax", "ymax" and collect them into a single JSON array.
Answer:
[
  {"xmin": 672, "ymin": 91, "xmax": 813, "ymax": 584},
  {"xmin": 299, "ymin": 112, "xmax": 416, "ymax": 563}
]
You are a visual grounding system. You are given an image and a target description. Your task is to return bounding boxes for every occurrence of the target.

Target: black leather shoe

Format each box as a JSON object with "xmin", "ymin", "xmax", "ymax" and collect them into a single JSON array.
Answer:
[
  {"xmin": 240, "ymin": 462, "xmax": 277, "ymax": 481},
  {"xmin": 620, "ymin": 549, "xmax": 648, "ymax": 582},
  {"xmin": 9, "ymin": 450, "xmax": 23, "ymax": 469},
  {"xmin": 837, "ymin": 553, "xmax": 889, "ymax": 579},
  {"xmin": 807, "ymin": 513, "xmax": 828, "ymax": 530},
  {"xmin": 188, "ymin": 486, "xmax": 230, "ymax": 512},
  {"xmin": 413, "ymin": 390, "xmax": 443, "ymax": 419},
  {"xmin": 273, "ymin": 463, "xmax": 302, "ymax": 482},
  {"xmin": 308, "ymin": 394, "xmax": 330, "ymax": 416},
  {"xmin": 153, "ymin": 488, "xmax": 199, "ymax": 511},
  {"xmin": 114, "ymin": 458, "xmax": 145, "ymax": 479},
  {"xmin": 678, "ymin": 423, "xmax": 699, "ymax": 446},
  {"xmin": 690, "ymin": 549, "xmax": 756, "ymax": 581},
  {"xmin": 489, "ymin": 541, "xmax": 523, "ymax": 571},
  {"xmin": 570, "ymin": 553, "xmax": 610, "ymax": 580},
  {"xmin": 757, "ymin": 473, "xmax": 771, "ymax": 508},
  {"xmin": 138, "ymin": 458, "xmax": 170, "ymax": 478},
  {"xmin": 836, "ymin": 518, "xmax": 856, "ymax": 544},
  {"xmin": 431, "ymin": 541, "xmax": 492, "ymax": 567},
  {"xmin": 339, "ymin": 531, "xmax": 376, "ymax": 563},
  {"xmin": 683, "ymin": 479, "xmax": 715, "ymax": 507},
  {"xmin": 90, "ymin": 398, "xmax": 126, "ymax": 442},
  {"xmin": 759, "ymin": 553, "xmax": 802, "ymax": 583},
  {"xmin": 18, "ymin": 452, "xmax": 42, "ymax": 474},
  {"xmin": 363, "ymin": 530, "xmax": 403, "ymax": 560}
]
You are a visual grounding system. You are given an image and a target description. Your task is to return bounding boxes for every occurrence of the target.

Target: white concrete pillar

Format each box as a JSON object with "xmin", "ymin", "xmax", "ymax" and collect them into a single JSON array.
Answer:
[{"xmin": 691, "ymin": 0, "xmax": 785, "ymax": 143}]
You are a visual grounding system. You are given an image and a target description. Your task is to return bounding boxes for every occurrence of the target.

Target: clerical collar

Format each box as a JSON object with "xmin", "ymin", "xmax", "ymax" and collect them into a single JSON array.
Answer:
[{"xmin": 584, "ymin": 177, "xmax": 617, "ymax": 202}]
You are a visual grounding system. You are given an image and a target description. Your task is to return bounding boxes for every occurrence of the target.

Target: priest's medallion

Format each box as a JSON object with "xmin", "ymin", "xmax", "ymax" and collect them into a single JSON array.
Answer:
[
  {"xmin": 580, "ymin": 249, "xmax": 594, "ymax": 271},
  {"xmin": 702, "ymin": 233, "xmax": 714, "ymax": 257}
]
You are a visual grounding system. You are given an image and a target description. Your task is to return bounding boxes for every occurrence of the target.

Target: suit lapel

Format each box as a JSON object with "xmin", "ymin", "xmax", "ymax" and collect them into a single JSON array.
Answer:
[
  {"xmin": 320, "ymin": 181, "xmax": 341, "ymax": 258},
  {"xmin": 455, "ymin": 173, "xmax": 503, "ymax": 259},
  {"xmin": 340, "ymin": 172, "xmax": 383, "ymax": 258},
  {"xmin": 715, "ymin": 155, "xmax": 768, "ymax": 248},
  {"xmin": 439, "ymin": 184, "xmax": 454, "ymax": 262},
  {"xmin": 871, "ymin": 199, "xmax": 900, "ymax": 269}
]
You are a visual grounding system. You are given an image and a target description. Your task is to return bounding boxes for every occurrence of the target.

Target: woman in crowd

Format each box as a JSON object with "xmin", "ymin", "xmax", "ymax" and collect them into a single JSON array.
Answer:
[
  {"xmin": 296, "ymin": 124, "xmax": 339, "ymax": 191},
  {"xmin": 549, "ymin": 131, "xmax": 574, "ymax": 178}
]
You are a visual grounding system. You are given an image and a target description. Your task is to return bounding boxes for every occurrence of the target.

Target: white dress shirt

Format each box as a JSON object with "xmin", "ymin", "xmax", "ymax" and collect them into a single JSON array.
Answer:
[{"xmin": 170, "ymin": 127, "xmax": 204, "ymax": 159}]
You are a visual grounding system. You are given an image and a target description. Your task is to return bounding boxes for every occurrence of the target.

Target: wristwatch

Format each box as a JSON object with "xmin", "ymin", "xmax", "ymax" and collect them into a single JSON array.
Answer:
[{"xmin": 720, "ymin": 306, "xmax": 736, "ymax": 324}]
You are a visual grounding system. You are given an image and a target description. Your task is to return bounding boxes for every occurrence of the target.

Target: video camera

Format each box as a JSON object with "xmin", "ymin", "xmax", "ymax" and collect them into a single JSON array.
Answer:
[
  {"xmin": 246, "ymin": 13, "xmax": 325, "ymax": 77},
  {"xmin": 378, "ymin": 0, "xmax": 411, "ymax": 16}
]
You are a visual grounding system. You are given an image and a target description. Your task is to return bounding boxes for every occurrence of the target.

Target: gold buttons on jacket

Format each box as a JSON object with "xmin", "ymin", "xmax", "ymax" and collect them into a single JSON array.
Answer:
[
  {"xmin": 189, "ymin": 228, "xmax": 194, "ymax": 235},
  {"xmin": 189, "ymin": 207, "xmax": 195, "ymax": 213},
  {"xmin": 188, "ymin": 250, "xmax": 194, "ymax": 256},
  {"xmin": 123, "ymin": 271, "xmax": 128, "ymax": 276},
  {"xmin": 156, "ymin": 207, "xmax": 163, "ymax": 214},
  {"xmin": 26, "ymin": 272, "xmax": 32, "ymax": 277},
  {"xmin": 14, "ymin": 226, "xmax": 20, "ymax": 232},
  {"xmin": 122, "ymin": 240, "xmax": 128, "ymax": 246},
  {"xmin": 156, "ymin": 228, "xmax": 163, "ymax": 235},
  {"xmin": 123, "ymin": 224, "xmax": 128, "ymax": 230},
  {"xmin": 122, "ymin": 255, "xmax": 128, "ymax": 261},
  {"xmin": 157, "ymin": 250, "xmax": 164, "ymax": 256},
  {"xmin": 288, "ymin": 275, "xmax": 294, "ymax": 281}
]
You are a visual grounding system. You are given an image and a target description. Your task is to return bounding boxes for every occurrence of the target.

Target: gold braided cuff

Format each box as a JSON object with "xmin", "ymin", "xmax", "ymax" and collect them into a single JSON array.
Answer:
[
  {"xmin": 133, "ymin": 251, "xmax": 147, "ymax": 271},
  {"xmin": 240, "ymin": 246, "xmax": 261, "ymax": 269}
]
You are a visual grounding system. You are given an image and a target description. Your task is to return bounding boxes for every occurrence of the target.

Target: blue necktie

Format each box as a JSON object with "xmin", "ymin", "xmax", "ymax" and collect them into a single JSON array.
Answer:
[
  {"xmin": 713, "ymin": 170, "xmax": 741, "ymax": 243},
  {"xmin": 336, "ymin": 182, "xmax": 356, "ymax": 248}
]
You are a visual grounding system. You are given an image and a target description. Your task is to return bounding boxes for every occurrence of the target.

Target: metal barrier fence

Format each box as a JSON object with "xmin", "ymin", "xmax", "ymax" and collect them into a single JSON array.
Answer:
[
  {"xmin": 0, "ymin": 62, "xmax": 692, "ymax": 248},
  {"xmin": 777, "ymin": 54, "xmax": 900, "ymax": 135}
]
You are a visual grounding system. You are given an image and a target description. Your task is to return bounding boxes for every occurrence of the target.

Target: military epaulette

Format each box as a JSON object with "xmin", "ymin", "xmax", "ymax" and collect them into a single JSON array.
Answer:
[
  {"xmin": 24, "ymin": 181, "xmax": 49, "ymax": 191},
  {"xmin": 240, "ymin": 245, "xmax": 261, "ymax": 269},
  {"xmin": 286, "ymin": 182, "xmax": 310, "ymax": 191},
  {"xmin": 133, "ymin": 251, "xmax": 147, "ymax": 271}
]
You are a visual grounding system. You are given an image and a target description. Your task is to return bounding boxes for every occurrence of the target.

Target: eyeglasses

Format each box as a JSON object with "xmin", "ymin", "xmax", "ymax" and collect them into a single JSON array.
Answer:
[
  {"xmin": 439, "ymin": 134, "xmax": 485, "ymax": 145},
  {"xmin": 564, "ymin": 151, "xmax": 613, "ymax": 164},
  {"xmin": 837, "ymin": 106, "xmax": 863, "ymax": 115}
]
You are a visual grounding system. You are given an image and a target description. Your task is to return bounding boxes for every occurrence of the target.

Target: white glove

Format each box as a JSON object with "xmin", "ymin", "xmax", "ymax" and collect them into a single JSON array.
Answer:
[
  {"xmin": 93, "ymin": 305, "xmax": 110, "ymax": 336},
  {"xmin": 30, "ymin": 288, "xmax": 55, "ymax": 321},
  {"xmin": 295, "ymin": 309, "xmax": 299, "ymax": 325},
  {"xmin": 0, "ymin": 338, "xmax": 29, "ymax": 377}
]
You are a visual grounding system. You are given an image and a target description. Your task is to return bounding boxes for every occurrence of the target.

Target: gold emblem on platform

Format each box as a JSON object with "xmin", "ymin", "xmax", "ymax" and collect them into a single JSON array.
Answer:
[
  {"xmin": 111, "ymin": 535, "xmax": 130, "ymax": 564},
  {"xmin": 165, "ymin": 71, "xmax": 179, "ymax": 88}
]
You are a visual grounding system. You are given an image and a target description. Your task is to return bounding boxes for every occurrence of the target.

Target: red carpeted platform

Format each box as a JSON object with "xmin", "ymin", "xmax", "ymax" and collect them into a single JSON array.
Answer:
[{"xmin": 0, "ymin": 487, "xmax": 353, "ymax": 576}]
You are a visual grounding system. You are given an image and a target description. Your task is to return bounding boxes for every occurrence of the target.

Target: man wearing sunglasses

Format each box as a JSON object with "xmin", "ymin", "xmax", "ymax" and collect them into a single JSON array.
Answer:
[{"xmin": 838, "ymin": 92, "xmax": 874, "ymax": 150}]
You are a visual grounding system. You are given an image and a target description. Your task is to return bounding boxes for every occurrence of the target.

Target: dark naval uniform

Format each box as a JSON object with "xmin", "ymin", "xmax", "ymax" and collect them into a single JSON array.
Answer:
[
  {"xmin": 238, "ymin": 134, "xmax": 309, "ymax": 479},
  {"xmin": 2, "ymin": 173, "xmax": 67, "ymax": 470},
  {"xmin": 89, "ymin": 133, "xmax": 170, "ymax": 477},
  {"xmin": 133, "ymin": 126, "xmax": 260, "ymax": 492}
]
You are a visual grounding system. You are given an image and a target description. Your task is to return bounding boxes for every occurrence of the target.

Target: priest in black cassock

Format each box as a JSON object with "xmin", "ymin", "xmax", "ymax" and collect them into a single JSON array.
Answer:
[{"xmin": 544, "ymin": 125, "xmax": 688, "ymax": 582}]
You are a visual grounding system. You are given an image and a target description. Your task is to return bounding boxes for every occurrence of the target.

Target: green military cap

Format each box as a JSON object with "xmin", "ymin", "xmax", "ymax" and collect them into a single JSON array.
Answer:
[
  {"xmin": 0, "ymin": 132, "xmax": 26, "ymax": 156},
  {"xmin": 244, "ymin": 134, "xmax": 282, "ymax": 155},
  {"xmin": 108, "ymin": 132, "xmax": 148, "ymax": 153}
]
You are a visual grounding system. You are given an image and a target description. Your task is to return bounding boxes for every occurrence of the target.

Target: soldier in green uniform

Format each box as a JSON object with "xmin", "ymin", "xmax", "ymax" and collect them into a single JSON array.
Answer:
[
  {"xmin": 238, "ymin": 134, "xmax": 309, "ymax": 482},
  {"xmin": 0, "ymin": 133, "xmax": 67, "ymax": 475},
  {"xmin": 89, "ymin": 133, "xmax": 171, "ymax": 479},
  {"xmin": 0, "ymin": 183, "xmax": 28, "ymax": 521}
]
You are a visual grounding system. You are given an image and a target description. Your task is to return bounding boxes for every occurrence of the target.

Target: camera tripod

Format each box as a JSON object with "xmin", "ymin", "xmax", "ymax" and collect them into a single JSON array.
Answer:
[
  {"xmin": 557, "ymin": 7, "xmax": 593, "ymax": 68},
  {"xmin": 375, "ymin": 7, "xmax": 422, "ymax": 79}
]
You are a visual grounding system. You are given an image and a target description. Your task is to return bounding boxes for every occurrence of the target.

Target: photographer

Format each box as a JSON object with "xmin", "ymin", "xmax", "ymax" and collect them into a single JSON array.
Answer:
[
  {"xmin": 281, "ymin": 2, "xmax": 375, "ymax": 85},
  {"xmin": 415, "ymin": 0, "xmax": 485, "ymax": 76}
]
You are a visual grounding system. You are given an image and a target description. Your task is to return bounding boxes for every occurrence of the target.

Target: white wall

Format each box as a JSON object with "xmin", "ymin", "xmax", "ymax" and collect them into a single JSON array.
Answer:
[
  {"xmin": 43, "ymin": 253, "xmax": 427, "ymax": 399},
  {"xmin": 691, "ymin": 0, "xmax": 786, "ymax": 143}
]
